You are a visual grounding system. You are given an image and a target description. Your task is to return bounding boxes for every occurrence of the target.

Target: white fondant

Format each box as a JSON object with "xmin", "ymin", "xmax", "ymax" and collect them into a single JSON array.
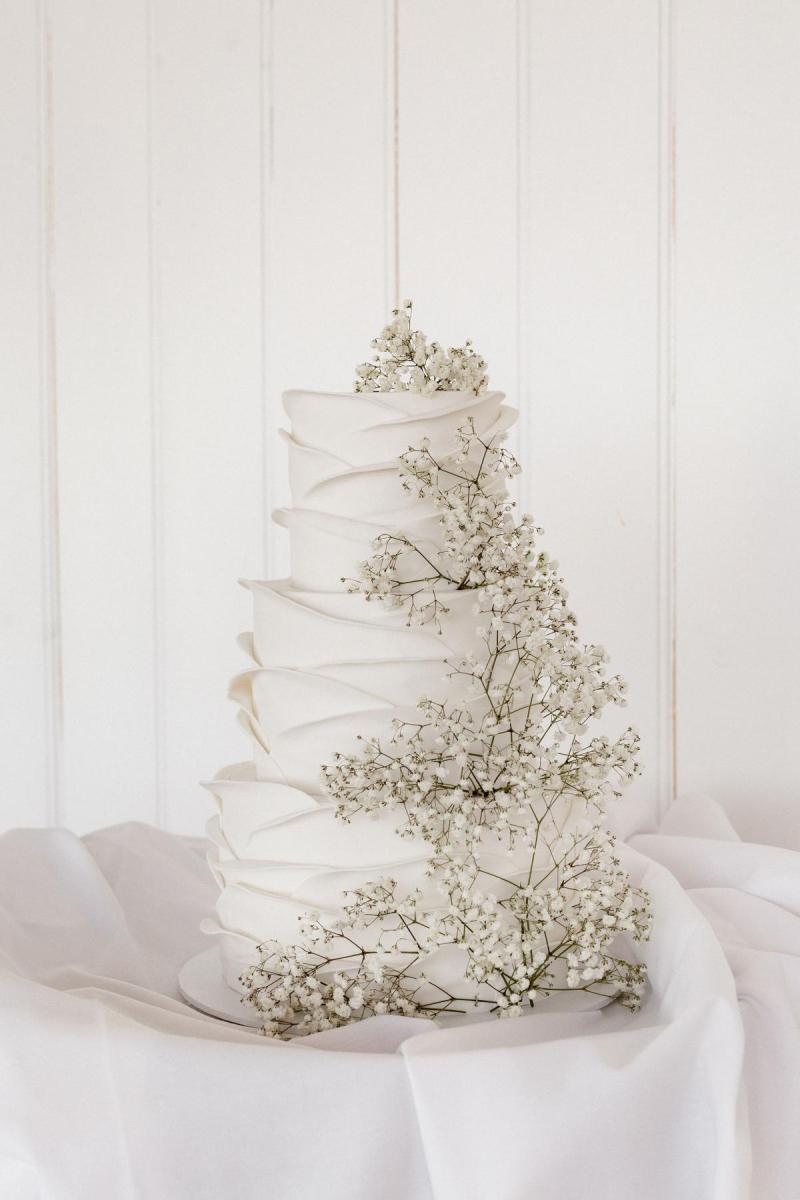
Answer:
[
  {"xmin": 281, "ymin": 430, "xmax": 427, "ymax": 518},
  {"xmin": 244, "ymin": 580, "xmax": 482, "ymax": 667},
  {"xmin": 283, "ymin": 389, "xmax": 509, "ymax": 465},
  {"xmin": 273, "ymin": 506, "xmax": 443, "ymax": 591}
]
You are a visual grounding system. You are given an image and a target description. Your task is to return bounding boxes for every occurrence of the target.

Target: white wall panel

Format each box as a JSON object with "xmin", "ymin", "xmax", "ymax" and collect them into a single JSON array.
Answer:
[
  {"xmin": 266, "ymin": 0, "xmax": 391, "ymax": 577},
  {"xmin": 2, "ymin": 0, "xmax": 799, "ymax": 846},
  {"xmin": 50, "ymin": 0, "xmax": 157, "ymax": 832},
  {"xmin": 0, "ymin": 0, "xmax": 52, "ymax": 828},
  {"xmin": 523, "ymin": 1, "xmax": 665, "ymax": 830},
  {"xmin": 675, "ymin": 0, "xmax": 800, "ymax": 847},
  {"xmin": 152, "ymin": 0, "xmax": 263, "ymax": 832}
]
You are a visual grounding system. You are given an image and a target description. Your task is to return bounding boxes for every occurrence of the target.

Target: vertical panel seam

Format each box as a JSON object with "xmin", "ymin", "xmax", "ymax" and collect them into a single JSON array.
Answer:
[
  {"xmin": 38, "ymin": 0, "xmax": 63, "ymax": 826},
  {"xmin": 384, "ymin": 0, "xmax": 400, "ymax": 311},
  {"xmin": 260, "ymin": 0, "xmax": 274, "ymax": 578},
  {"xmin": 669, "ymin": 82, "xmax": 678, "ymax": 807},
  {"xmin": 515, "ymin": 0, "xmax": 530, "ymax": 500},
  {"xmin": 393, "ymin": 0, "xmax": 400, "ymax": 309},
  {"xmin": 146, "ymin": 0, "xmax": 166, "ymax": 827},
  {"xmin": 383, "ymin": 0, "xmax": 391, "ymax": 313},
  {"xmin": 657, "ymin": 0, "xmax": 677, "ymax": 816}
]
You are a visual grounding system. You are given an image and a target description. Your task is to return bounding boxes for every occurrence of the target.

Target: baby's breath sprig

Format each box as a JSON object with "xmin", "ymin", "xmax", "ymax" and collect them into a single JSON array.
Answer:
[
  {"xmin": 354, "ymin": 300, "xmax": 488, "ymax": 395},
  {"xmin": 242, "ymin": 820, "xmax": 650, "ymax": 1038},
  {"xmin": 343, "ymin": 419, "xmax": 524, "ymax": 626}
]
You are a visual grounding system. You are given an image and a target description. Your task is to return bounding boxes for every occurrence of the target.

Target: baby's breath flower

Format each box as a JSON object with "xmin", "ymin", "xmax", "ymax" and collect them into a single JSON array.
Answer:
[{"xmin": 354, "ymin": 301, "xmax": 488, "ymax": 395}]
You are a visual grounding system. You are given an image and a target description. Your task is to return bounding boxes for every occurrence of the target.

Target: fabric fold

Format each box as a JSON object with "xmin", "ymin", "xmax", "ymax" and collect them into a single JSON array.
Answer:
[
  {"xmin": 7, "ymin": 806, "xmax": 800, "ymax": 1190},
  {"xmin": 5, "ymin": 807, "xmax": 797, "ymax": 1197}
]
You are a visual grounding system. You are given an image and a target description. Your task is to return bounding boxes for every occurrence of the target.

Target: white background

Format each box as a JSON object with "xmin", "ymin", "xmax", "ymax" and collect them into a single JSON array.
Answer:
[{"xmin": 1, "ymin": 0, "xmax": 798, "ymax": 845}]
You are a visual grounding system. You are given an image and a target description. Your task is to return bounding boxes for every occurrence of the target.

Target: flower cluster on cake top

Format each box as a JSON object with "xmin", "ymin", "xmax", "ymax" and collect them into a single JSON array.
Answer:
[{"xmin": 354, "ymin": 300, "xmax": 488, "ymax": 395}]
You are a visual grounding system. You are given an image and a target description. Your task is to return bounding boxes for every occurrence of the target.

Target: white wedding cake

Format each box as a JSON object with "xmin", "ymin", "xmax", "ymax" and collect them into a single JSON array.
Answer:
[
  {"xmin": 201, "ymin": 303, "xmax": 649, "ymax": 1036},
  {"xmin": 203, "ymin": 384, "xmax": 516, "ymax": 991}
]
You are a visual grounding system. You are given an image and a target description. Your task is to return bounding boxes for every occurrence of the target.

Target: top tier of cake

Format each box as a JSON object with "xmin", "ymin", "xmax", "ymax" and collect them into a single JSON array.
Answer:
[{"xmin": 274, "ymin": 388, "xmax": 513, "ymax": 590}]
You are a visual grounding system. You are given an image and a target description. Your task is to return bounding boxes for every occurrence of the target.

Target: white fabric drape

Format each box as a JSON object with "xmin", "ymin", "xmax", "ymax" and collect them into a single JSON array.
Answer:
[{"xmin": 0, "ymin": 802, "xmax": 797, "ymax": 1199}]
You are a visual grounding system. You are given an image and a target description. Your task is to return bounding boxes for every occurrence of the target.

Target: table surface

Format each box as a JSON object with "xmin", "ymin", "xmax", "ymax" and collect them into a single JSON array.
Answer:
[{"xmin": 0, "ymin": 800, "xmax": 797, "ymax": 1200}]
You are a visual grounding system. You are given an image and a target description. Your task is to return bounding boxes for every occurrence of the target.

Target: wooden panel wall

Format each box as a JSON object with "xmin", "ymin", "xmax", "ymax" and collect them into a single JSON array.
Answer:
[
  {"xmin": 0, "ymin": 0, "xmax": 797, "ymax": 845},
  {"xmin": 0, "ymin": 0, "xmax": 54, "ymax": 828},
  {"xmin": 49, "ymin": 0, "xmax": 157, "ymax": 831},
  {"xmin": 675, "ymin": 0, "xmax": 800, "ymax": 846}
]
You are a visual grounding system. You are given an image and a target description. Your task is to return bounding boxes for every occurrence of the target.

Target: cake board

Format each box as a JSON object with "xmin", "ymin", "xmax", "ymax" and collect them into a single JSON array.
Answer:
[{"xmin": 178, "ymin": 947, "xmax": 262, "ymax": 1028}]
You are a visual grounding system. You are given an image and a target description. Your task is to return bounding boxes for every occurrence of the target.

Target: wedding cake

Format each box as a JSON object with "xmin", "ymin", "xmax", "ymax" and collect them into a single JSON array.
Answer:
[{"xmin": 202, "ymin": 303, "xmax": 651, "ymax": 1036}]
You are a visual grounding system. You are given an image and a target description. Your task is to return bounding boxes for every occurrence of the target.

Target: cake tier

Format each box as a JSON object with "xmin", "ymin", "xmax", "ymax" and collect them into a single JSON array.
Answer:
[
  {"xmin": 237, "ymin": 580, "xmax": 480, "ymax": 784},
  {"xmin": 277, "ymin": 388, "xmax": 515, "ymax": 587},
  {"xmin": 283, "ymin": 387, "xmax": 513, "ymax": 467},
  {"xmin": 205, "ymin": 388, "xmax": 527, "ymax": 1000},
  {"xmin": 204, "ymin": 763, "xmax": 553, "ymax": 992}
]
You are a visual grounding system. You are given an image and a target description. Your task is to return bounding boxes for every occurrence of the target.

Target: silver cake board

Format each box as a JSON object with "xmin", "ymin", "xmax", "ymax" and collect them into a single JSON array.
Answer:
[{"xmin": 178, "ymin": 947, "xmax": 262, "ymax": 1028}]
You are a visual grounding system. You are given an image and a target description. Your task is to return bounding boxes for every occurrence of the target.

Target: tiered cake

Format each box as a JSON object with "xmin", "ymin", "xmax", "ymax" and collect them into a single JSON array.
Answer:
[
  {"xmin": 203, "ymin": 386, "xmax": 517, "ymax": 993},
  {"xmin": 199, "ymin": 304, "xmax": 650, "ymax": 1036}
]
